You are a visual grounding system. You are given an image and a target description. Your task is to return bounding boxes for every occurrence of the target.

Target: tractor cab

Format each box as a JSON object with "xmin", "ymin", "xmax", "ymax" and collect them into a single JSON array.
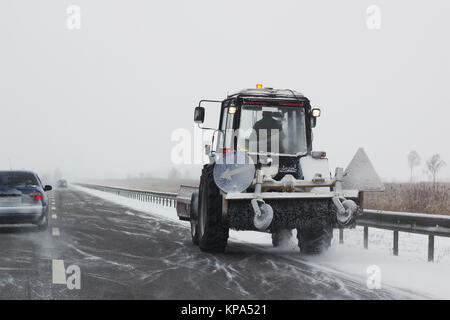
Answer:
[{"xmin": 194, "ymin": 87, "xmax": 322, "ymax": 180}]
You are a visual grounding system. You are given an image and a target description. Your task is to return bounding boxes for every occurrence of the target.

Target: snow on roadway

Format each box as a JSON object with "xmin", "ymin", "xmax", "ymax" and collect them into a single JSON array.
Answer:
[{"xmin": 73, "ymin": 185, "xmax": 450, "ymax": 299}]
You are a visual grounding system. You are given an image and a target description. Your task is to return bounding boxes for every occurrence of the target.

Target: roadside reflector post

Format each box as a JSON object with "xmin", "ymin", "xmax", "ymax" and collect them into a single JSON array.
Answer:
[
  {"xmin": 339, "ymin": 228, "xmax": 344, "ymax": 244},
  {"xmin": 428, "ymin": 235, "xmax": 435, "ymax": 262},
  {"xmin": 393, "ymin": 230, "xmax": 399, "ymax": 256},
  {"xmin": 363, "ymin": 226, "xmax": 368, "ymax": 249}
]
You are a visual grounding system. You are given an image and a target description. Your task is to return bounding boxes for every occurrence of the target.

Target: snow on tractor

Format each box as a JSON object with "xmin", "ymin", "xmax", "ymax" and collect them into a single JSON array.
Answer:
[{"xmin": 176, "ymin": 86, "xmax": 384, "ymax": 254}]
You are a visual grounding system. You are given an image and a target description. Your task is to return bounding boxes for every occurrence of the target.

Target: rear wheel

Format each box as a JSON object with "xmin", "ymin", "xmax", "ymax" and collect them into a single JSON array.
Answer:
[
  {"xmin": 198, "ymin": 165, "xmax": 229, "ymax": 253},
  {"xmin": 190, "ymin": 192, "xmax": 199, "ymax": 245},
  {"xmin": 37, "ymin": 214, "xmax": 48, "ymax": 231},
  {"xmin": 297, "ymin": 220, "xmax": 332, "ymax": 254}
]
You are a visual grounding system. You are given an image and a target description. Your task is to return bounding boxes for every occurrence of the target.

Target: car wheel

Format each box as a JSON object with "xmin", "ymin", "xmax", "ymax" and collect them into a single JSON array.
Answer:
[{"xmin": 37, "ymin": 215, "xmax": 48, "ymax": 230}]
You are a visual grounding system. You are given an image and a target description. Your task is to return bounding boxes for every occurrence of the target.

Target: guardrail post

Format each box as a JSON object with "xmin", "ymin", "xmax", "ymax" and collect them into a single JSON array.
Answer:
[
  {"xmin": 339, "ymin": 228, "xmax": 344, "ymax": 244},
  {"xmin": 363, "ymin": 226, "xmax": 368, "ymax": 249},
  {"xmin": 428, "ymin": 235, "xmax": 434, "ymax": 262},
  {"xmin": 393, "ymin": 230, "xmax": 399, "ymax": 256}
]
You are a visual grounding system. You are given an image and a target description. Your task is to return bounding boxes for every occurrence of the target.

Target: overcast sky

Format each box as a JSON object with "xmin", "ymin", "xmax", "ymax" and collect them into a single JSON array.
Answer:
[{"xmin": 1, "ymin": 0, "xmax": 449, "ymax": 182}]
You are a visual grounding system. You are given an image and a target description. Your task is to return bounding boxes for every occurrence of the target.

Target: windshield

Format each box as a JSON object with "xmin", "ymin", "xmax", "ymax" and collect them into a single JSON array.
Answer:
[
  {"xmin": 238, "ymin": 104, "xmax": 307, "ymax": 156},
  {"xmin": 0, "ymin": 172, "xmax": 39, "ymax": 187}
]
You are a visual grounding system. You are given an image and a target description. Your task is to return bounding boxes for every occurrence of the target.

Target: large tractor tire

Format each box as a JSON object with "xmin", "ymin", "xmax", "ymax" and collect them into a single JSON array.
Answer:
[
  {"xmin": 296, "ymin": 220, "xmax": 333, "ymax": 254},
  {"xmin": 198, "ymin": 164, "xmax": 229, "ymax": 253},
  {"xmin": 190, "ymin": 191, "xmax": 199, "ymax": 245},
  {"xmin": 271, "ymin": 229, "xmax": 293, "ymax": 247}
]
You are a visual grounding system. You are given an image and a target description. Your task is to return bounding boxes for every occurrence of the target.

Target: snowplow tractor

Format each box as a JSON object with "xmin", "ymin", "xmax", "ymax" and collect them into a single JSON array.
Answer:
[{"xmin": 176, "ymin": 87, "xmax": 384, "ymax": 254}]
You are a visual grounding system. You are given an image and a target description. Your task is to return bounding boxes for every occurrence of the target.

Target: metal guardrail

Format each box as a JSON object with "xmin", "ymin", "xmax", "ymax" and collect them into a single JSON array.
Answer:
[
  {"xmin": 339, "ymin": 209, "xmax": 450, "ymax": 262},
  {"xmin": 76, "ymin": 183, "xmax": 450, "ymax": 262},
  {"xmin": 75, "ymin": 183, "xmax": 178, "ymax": 208}
]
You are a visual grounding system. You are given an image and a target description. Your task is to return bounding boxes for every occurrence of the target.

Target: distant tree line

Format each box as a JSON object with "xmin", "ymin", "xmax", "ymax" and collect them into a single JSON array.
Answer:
[{"xmin": 407, "ymin": 151, "xmax": 446, "ymax": 184}]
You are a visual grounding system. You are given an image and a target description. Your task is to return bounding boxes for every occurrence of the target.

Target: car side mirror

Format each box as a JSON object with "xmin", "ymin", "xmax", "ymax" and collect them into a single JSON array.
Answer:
[
  {"xmin": 44, "ymin": 185, "xmax": 52, "ymax": 192},
  {"xmin": 194, "ymin": 107, "xmax": 205, "ymax": 124}
]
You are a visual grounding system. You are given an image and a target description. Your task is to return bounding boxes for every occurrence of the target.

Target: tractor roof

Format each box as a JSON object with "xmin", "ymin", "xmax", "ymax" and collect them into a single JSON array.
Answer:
[{"xmin": 228, "ymin": 88, "xmax": 306, "ymax": 100}]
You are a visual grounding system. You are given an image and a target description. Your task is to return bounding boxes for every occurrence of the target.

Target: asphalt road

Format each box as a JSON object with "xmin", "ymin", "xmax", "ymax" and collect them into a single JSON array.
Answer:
[{"xmin": 0, "ymin": 188, "xmax": 418, "ymax": 299}]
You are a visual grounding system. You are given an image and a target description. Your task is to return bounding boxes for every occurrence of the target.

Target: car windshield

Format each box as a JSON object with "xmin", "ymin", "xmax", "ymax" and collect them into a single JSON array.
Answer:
[
  {"xmin": 0, "ymin": 172, "xmax": 38, "ymax": 187},
  {"xmin": 238, "ymin": 104, "xmax": 307, "ymax": 156}
]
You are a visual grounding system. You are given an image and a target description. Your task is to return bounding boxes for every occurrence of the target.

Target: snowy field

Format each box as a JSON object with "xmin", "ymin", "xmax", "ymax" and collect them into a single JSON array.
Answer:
[{"xmin": 73, "ymin": 185, "xmax": 450, "ymax": 299}]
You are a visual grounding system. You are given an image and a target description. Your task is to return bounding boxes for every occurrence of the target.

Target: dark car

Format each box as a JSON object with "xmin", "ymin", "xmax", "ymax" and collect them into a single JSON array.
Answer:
[
  {"xmin": 0, "ymin": 171, "xmax": 52, "ymax": 229},
  {"xmin": 57, "ymin": 179, "xmax": 68, "ymax": 188}
]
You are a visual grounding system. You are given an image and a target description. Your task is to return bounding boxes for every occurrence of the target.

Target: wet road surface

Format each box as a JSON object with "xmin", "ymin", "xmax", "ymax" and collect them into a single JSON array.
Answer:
[{"xmin": 0, "ymin": 188, "xmax": 418, "ymax": 299}]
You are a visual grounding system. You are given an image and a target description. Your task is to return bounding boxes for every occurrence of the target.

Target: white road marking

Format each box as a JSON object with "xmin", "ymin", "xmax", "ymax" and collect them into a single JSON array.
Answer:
[
  {"xmin": 52, "ymin": 259, "xmax": 66, "ymax": 284},
  {"xmin": 52, "ymin": 214, "xmax": 57, "ymax": 219},
  {"xmin": 52, "ymin": 227, "xmax": 60, "ymax": 236},
  {"xmin": 51, "ymin": 207, "xmax": 56, "ymax": 210}
]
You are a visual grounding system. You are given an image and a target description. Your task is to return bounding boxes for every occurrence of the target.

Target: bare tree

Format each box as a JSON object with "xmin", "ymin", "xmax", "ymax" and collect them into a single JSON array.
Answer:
[
  {"xmin": 426, "ymin": 154, "xmax": 446, "ymax": 186},
  {"xmin": 407, "ymin": 150, "xmax": 421, "ymax": 182}
]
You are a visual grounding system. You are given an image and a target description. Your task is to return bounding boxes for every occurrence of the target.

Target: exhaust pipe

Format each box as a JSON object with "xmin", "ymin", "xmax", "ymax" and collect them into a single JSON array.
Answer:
[{"xmin": 332, "ymin": 196, "xmax": 357, "ymax": 226}]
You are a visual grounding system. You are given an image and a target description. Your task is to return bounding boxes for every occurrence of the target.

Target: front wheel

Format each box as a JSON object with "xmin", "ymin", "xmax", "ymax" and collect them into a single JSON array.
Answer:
[
  {"xmin": 198, "ymin": 165, "xmax": 229, "ymax": 253},
  {"xmin": 190, "ymin": 192, "xmax": 199, "ymax": 245},
  {"xmin": 297, "ymin": 219, "xmax": 332, "ymax": 254},
  {"xmin": 271, "ymin": 229, "xmax": 293, "ymax": 247}
]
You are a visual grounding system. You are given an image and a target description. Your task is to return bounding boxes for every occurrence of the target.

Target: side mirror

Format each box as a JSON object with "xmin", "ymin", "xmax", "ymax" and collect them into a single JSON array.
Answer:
[
  {"xmin": 194, "ymin": 107, "xmax": 205, "ymax": 124},
  {"xmin": 44, "ymin": 185, "xmax": 52, "ymax": 192}
]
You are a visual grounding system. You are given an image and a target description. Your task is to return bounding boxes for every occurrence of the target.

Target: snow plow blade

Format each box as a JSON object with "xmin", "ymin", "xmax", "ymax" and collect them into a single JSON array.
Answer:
[
  {"xmin": 342, "ymin": 148, "xmax": 385, "ymax": 192},
  {"xmin": 176, "ymin": 185, "xmax": 199, "ymax": 221}
]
